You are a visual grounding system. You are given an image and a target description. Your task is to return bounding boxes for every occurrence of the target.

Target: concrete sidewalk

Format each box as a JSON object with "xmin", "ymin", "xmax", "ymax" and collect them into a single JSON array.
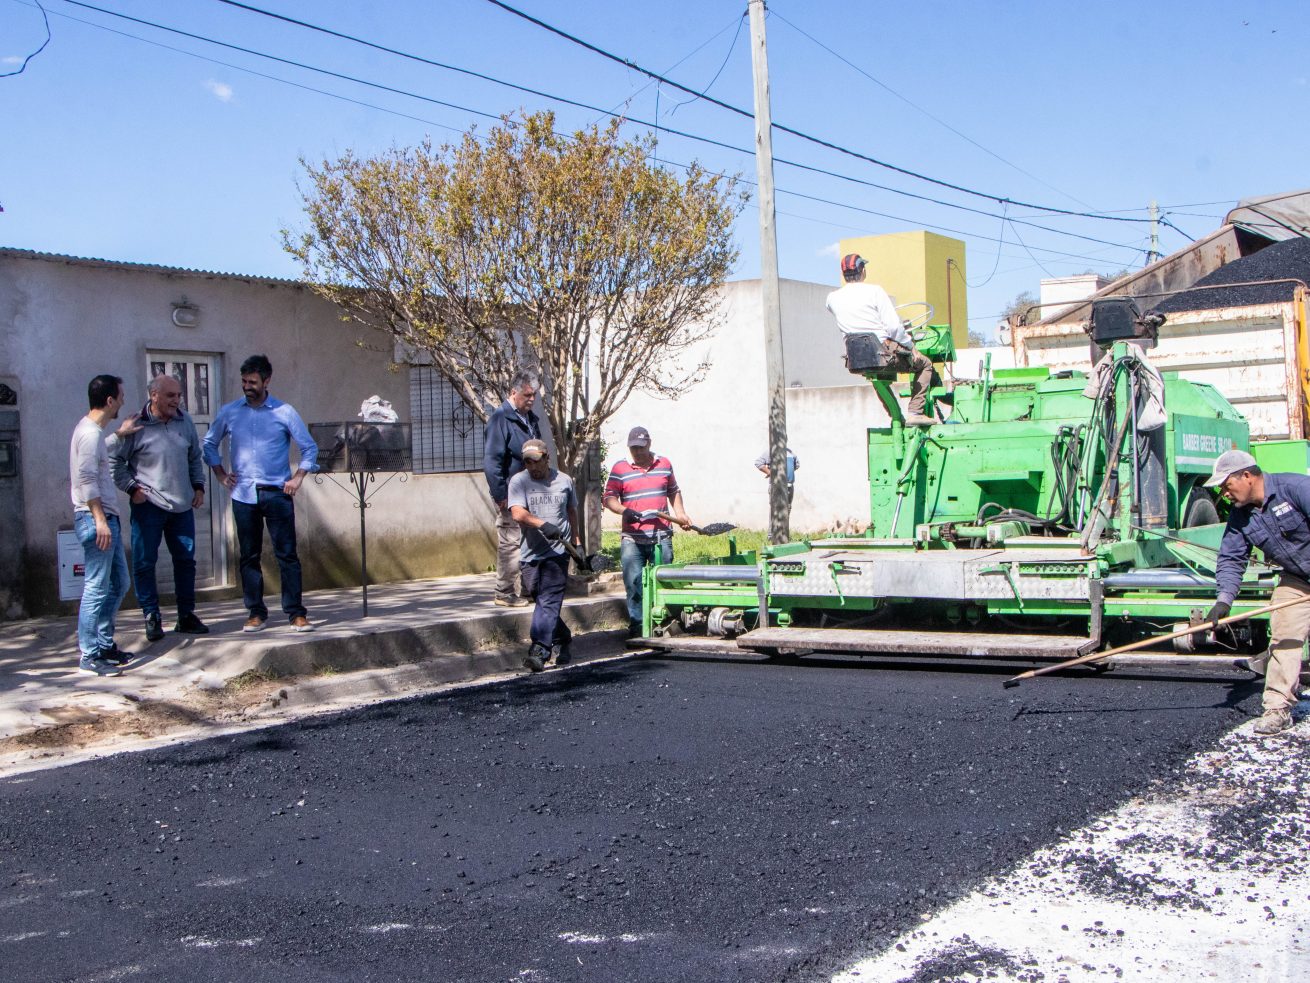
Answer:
[{"xmin": 0, "ymin": 573, "xmax": 627, "ymax": 745}]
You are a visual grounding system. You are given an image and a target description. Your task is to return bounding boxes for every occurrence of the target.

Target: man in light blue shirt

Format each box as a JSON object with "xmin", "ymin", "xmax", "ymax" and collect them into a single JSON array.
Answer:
[{"xmin": 202, "ymin": 354, "xmax": 319, "ymax": 633}]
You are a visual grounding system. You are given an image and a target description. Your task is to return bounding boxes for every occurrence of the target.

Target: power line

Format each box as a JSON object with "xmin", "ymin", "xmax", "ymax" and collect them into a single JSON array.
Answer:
[
  {"xmin": 179, "ymin": 1, "xmax": 1157, "ymax": 255},
  {"xmin": 33, "ymin": 1, "xmax": 471, "ymax": 134},
  {"xmin": 480, "ymin": 0, "xmax": 1158, "ymax": 225},
  {"xmin": 55, "ymin": 0, "xmax": 1158, "ymax": 264},
  {"xmin": 767, "ymin": 8, "xmax": 1097, "ymax": 211},
  {"xmin": 0, "ymin": 0, "xmax": 51, "ymax": 77},
  {"xmin": 196, "ymin": 0, "xmax": 1158, "ymax": 254}
]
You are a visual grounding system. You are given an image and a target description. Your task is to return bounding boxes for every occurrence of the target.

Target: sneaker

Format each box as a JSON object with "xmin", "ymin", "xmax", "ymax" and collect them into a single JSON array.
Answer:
[
  {"xmin": 290, "ymin": 616, "xmax": 315, "ymax": 633},
  {"xmin": 552, "ymin": 642, "xmax": 572, "ymax": 666},
  {"xmin": 174, "ymin": 613, "xmax": 210, "ymax": 635},
  {"xmin": 243, "ymin": 616, "xmax": 267, "ymax": 633},
  {"xmin": 144, "ymin": 612, "xmax": 164, "ymax": 642},
  {"xmin": 903, "ymin": 413, "xmax": 935, "ymax": 427},
  {"xmin": 523, "ymin": 646, "xmax": 547, "ymax": 673},
  {"xmin": 495, "ymin": 596, "xmax": 531, "ymax": 608},
  {"xmin": 79, "ymin": 656, "xmax": 123, "ymax": 677},
  {"xmin": 1253, "ymin": 708, "xmax": 1293, "ymax": 736},
  {"xmin": 98, "ymin": 643, "xmax": 132, "ymax": 666}
]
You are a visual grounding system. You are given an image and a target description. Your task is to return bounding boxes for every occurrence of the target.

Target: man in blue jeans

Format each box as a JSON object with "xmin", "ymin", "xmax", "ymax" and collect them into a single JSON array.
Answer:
[
  {"xmin": 508, "ymin": 439, "xmax": 580, "ymax": 672},
  {"xmin": 70, "ymin": 374, "xmax": 141, "ymax": 675},
  {"xmin": 602, "ymin": 426, "xmax": 693, "ymax": 638},
  {"xmin": 202, "ymin": 355, "xmax": 319, "ymax": 633},
  {"xmin": 110, "ymin": 373, "xmax": 209, "ymax": 642}
]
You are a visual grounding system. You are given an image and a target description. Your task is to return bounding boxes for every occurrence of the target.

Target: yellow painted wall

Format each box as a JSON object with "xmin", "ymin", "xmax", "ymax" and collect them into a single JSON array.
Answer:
[{"xmin": 838, "ymin": 231, "xmax": 968, "ymax": 349}]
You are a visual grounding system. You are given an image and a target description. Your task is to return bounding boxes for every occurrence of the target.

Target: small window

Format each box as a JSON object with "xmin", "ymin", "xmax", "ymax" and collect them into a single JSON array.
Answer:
[{"xmin": 409, "ymin": 367, "xmax": 486, "ymax": 474}]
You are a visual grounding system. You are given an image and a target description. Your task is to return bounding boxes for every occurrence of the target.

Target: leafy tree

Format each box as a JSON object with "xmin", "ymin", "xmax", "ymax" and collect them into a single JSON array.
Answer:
[
  {"xmin": 285, "ymin": 111, "xmax": 745, "ymax": 548},
  {"xmin": 1002, "ymin": 289, "xmax": 1040, "ymax": 326}
]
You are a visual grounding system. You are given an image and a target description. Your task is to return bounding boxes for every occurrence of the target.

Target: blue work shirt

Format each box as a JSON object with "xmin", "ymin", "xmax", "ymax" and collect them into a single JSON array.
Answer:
[
  {"xmin": 1215, "ymin": 472, "xmax": 1310, "ymax": 604},
  {"xmin": 202, "ymin": 395, "xmax": 319, "ymax": 506}
]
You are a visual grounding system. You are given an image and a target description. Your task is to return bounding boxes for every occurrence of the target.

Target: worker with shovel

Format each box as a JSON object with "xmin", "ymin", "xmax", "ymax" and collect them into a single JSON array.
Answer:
[
  {"xmin": 1206, "ymin": 449, "xmax": 1310, "ymax": 736},
  {"xmin": 507, "ymin": 439, "xmax": 580, "ymax": 673},
  {"xmin": 604, "ymin": 426, "xmax": 693, "ymax": 638}
]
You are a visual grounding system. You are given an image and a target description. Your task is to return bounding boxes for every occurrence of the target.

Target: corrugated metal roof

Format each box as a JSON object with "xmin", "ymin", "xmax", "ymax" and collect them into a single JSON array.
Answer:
[{"xmin": 0, "ymin": 246, "xmax": 304, "ymax": 286}]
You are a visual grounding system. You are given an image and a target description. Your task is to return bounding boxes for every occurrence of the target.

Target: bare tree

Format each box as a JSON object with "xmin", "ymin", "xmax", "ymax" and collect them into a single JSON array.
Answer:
[{"xmin": 284, "ymin": 111, "xmax": 744, "ymax": 546}]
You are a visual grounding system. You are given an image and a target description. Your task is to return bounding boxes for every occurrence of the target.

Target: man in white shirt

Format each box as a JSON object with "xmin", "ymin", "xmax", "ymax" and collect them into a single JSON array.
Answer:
[
  {"xmin": 825, "ymin": 253, "xmax": 936, "ymax": 425},
  {"xmin": 70, "ymin": 374, "xmax": 141, "ymax": 675}
]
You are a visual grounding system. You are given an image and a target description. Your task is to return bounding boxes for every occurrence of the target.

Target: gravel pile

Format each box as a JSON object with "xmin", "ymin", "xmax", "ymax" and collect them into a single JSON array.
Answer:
[{"xmin": 1153, "ymin": 236, "xmax": 1310, "ymax": 314}]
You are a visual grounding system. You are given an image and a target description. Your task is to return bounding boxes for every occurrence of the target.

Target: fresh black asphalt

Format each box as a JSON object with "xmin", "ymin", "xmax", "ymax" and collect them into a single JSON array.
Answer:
[{"xmin": 1, "ymin": 649, "xmax": 1263, "ymax": 983}]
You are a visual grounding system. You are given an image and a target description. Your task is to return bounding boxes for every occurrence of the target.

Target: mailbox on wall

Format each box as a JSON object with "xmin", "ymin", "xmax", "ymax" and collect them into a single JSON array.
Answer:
[{"xmin": 57, "ymin": 530, "xmax": 84, "ymax": 602}]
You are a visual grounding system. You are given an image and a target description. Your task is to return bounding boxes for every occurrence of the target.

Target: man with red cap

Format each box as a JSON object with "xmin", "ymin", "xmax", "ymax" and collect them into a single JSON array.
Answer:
[{"xmin": 826, "ymin": 253, "xmax": 935, "ymax": 426}]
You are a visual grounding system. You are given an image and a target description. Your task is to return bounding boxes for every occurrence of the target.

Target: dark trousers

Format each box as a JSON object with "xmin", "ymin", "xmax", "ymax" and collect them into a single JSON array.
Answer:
[
  {"xmin": 521, "ymin": 553, "xmax": 572, "ymax": 650},
  {"xmin": 232, "ymin": 488, "xmax": 305, "ymax": 621},
  {"xmin": 129, "ymin": 501, "xmax": 197, "ymax": 619}
]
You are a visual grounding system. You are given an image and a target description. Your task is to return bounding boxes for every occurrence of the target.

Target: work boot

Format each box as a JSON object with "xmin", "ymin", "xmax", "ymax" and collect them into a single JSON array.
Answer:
[
  {"xmin": 144, "ymin": 612, "xmax": 164, "ymax": 643},
  {"xmin": 495, "ymin": 595, "xmax": 530, "ymax": 608},
  {"xmin": 523, "ymin": 643, "xmax": 550, "ymax": 673},
  {"xmin": 1253, "ymin": 708, "xmax": 1293, "ymax": 736},
  {"xmin": 552, "ymin": 642, "xmax": 572, "ymax": 666},
  {"xmin": 904, "ymin": 413, "xmax": 935, "ymax": 427},
  {"xmin": 627, "ymin": 621, "xmax": 643, "ymax": 640}
]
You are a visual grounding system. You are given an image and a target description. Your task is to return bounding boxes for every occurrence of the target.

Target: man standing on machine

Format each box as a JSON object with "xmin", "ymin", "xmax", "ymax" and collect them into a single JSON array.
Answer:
[
  {"xmin": 825, "ymin": 253, "xmax": 935, "ymax": 426},
  {"xmin": 1205, "ymin": 448, "xmax": 1310, "ymax": 736}
]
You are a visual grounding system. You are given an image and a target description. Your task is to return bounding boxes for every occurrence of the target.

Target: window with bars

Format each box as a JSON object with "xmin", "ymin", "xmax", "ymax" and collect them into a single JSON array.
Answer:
[{"xmin": 409, "ymin": 367, "xmax": 486, "ymax": 474}]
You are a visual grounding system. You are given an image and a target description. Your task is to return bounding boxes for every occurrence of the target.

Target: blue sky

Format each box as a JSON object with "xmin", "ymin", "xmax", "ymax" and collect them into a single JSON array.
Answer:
[{"xmin": 2, "ymin": 0, "xmax": 1307, "ymax": 338}]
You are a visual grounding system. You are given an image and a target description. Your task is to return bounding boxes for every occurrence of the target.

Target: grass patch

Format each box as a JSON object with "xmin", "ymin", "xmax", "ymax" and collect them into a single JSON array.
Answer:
[
  {"xmin": 224, "ymin": 667, "xmax": 281, "ymax": 691},
  {"xmin": 600, "ymin": 528, "xmax": 768, "ymax": 566}
]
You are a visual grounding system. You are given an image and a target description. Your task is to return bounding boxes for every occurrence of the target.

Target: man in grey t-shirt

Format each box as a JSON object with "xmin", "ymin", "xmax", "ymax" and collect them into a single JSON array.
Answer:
[
  {"xmin": 70, "ymin": 374, "xmax": 141, "ymax": 675},
  {"xmin": 508, "ymin": 439, "xmax": 579, "ymax": 673}
]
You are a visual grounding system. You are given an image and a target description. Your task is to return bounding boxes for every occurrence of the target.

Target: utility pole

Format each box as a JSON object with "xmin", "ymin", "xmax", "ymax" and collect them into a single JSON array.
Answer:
[
  {"xmin": 1146, "ymin": 199, "xmax": 1161, "ymax": 265},
  {"xmin": 748, "ymin": 0, "xmax": 789, "ymax": 545}
]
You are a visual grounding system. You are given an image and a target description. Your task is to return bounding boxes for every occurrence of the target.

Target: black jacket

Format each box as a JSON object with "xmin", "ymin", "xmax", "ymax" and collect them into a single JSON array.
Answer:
[{"xmin": 482, "ymin": 399, "xmax": 541, "ymax": 503}]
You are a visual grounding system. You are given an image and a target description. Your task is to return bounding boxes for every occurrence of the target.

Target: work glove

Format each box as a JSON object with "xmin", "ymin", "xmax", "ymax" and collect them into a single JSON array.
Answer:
[
  {"xmin": 538, "ymin": 522, "xmax": 562, "ymax": 540},
  {"xmin": 621, "ymin": 508, "xmax": 642, "ymax": 523},
  {"xmin": 1206, "ymin": 601, "xmax": 1231, "ymax": 626}
]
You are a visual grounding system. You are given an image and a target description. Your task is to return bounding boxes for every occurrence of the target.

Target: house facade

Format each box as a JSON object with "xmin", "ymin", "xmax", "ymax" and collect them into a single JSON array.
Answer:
[{"xmin": 0, "ymin": 248, "xmax": 497, "ymax": 618}]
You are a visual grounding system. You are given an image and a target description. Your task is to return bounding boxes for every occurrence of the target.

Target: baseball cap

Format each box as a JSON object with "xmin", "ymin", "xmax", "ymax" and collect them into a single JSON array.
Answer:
[
  {"xmin": 627, "ymin": 426, "xmax": 651, "ymax": 448},
  {"xmin": 521, "ymin": 439, "xmax": 549, "ymax": 461},
  {"xmin": 840, "ymin": 253, "xmax": 867, "ymax": 275},
  {"xmin": 1203, "ymin": 448, "xmax": 1258, "ymax": 487}
]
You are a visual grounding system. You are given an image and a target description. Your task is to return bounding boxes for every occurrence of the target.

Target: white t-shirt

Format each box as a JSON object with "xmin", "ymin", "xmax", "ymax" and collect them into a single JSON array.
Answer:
[{"xmin": 825, "ymin": 281, "xmax": 910, "ymax": 347}]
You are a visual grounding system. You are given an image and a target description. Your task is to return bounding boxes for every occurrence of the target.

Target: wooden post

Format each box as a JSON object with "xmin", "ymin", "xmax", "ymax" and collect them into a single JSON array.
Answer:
[{"xmin": 748, "ymin": 0, "xmax": 790, "ymax": 545}]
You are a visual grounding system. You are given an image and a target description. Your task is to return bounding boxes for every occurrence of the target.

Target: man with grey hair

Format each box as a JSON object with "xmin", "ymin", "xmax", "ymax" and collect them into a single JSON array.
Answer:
[
  {"xmin": 110, "ymin": 372, "xmax": 209, "ymax": 641},
  {"xmin": 1205, "ymin": 448, "xmax": 1310, "ymax": 736},
  {"xmin": 483, "ymin": 369, "xmax": 543, "ymax": 606}
]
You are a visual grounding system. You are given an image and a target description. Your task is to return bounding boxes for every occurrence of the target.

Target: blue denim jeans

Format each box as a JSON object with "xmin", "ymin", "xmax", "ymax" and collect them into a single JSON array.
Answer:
[
  {"xmin": 620, "ymin": 535, "xmax": 673, "ymax": 624},
  {"xmin": 129, "ymin": 501, "xmax": 197, "ymax": 619},
  {"xmin": 74, "ymin": 511, "xmax": 130, "ymax": 659},
  {"xmin": 521, "ymin": 553, "xmax": 572, "ymax": 650},
  {"xmin": 232, "ymin": 489, "xmax": 305, "ymax": 621}
]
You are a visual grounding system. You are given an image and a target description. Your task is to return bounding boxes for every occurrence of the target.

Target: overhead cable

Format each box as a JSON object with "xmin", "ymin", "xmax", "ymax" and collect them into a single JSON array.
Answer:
[{"xmin": 481, "ymin": 0, "xmax": 1156, "ymax": 224}]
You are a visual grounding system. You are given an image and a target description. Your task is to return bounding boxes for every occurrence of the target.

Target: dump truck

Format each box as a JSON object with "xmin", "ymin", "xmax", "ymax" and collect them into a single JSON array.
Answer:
[{"xmin": 637, "ymin": 298, "xmax": 1298, "ymax": 670}]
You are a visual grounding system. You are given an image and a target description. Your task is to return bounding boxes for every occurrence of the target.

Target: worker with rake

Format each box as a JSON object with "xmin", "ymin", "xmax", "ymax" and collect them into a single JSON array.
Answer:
[{"xmin": 1205, "ymin": 449, "xmax": 1310, "ymax": 736}]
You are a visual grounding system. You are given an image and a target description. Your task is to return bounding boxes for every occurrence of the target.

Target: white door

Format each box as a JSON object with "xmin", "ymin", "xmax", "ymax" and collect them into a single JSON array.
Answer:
[{"xmin": 146, "ymin": 352, "xmax": 227, "ymax": 589}]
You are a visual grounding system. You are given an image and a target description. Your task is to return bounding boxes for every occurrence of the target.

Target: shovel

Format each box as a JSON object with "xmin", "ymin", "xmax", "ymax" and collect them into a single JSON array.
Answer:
[
  {"xmin": 543, "ymin": 531, "xmax": 614, "ymax": 574},
  {"xmin": 651, "ymin": 511, "xmax": 738, "ymax": 537},
  {"xmin": 1002, "ymin": 592, "xmax": 1310, "ymax": 689}
]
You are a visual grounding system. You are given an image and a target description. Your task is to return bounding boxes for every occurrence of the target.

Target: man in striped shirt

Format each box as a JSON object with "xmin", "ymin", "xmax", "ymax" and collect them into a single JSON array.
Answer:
[{"xmin": 603, "ymin": 426, "xmax": 692, "ymax": 637}]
